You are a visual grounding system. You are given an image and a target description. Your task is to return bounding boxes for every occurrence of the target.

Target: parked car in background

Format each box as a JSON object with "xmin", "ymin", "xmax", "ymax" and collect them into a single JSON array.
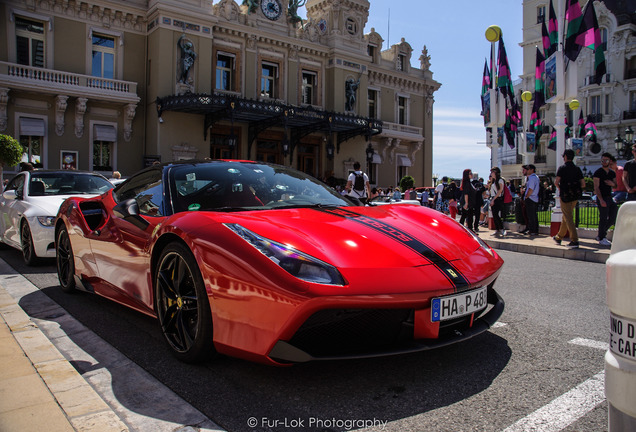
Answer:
[
  {"xmin": 368, "ymin": 195, "xmax": 421, "ymax": 206},
  {"xmin": 0, "ymin": 170, "xmax": 113, "ymax": 264},
  {"xmin": 55, "ymin": 160, "xmax": 504, "ymax": 365}
]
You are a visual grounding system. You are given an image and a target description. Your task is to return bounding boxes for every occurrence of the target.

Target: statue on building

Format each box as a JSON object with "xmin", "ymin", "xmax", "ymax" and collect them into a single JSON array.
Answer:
[
  {"xmin": 288, "ymin": 0, "xmax": 307, "ymax": 25},
  {"xmin": 345, "ymin": 78, "xmax": 360, "ymax": 112},
  {"xmin": 178, "ymin": 36, "xmax": 197, "ymax": 84},
  {"xmin": 242, "ymin": 0, "xmax": 258, "ymax": 14},
  {"xmin": 419, "ymin": 46, "xmax": 431, "ymax": 70}
]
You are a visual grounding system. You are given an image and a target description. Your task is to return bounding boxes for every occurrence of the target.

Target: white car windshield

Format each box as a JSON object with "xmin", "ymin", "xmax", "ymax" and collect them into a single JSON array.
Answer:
[{"xmin": 29, "ymin": 173, "xmax": 114, "ymax": 196}]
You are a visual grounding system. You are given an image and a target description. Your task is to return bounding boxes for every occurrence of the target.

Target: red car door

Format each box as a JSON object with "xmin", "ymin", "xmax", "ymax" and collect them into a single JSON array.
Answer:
[{"xmin": 90, "ymin": 169, "xmax": 165, "ymax": 313}]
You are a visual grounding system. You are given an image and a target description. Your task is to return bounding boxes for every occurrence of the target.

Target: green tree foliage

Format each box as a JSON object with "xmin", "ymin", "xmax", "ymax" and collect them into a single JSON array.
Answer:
[
  {"xmin": 0, "ymin": 134, "xmax": 23, "ymax": 167},
  {"xmin": 399, "ymin": 175, "xmax": 415, "ymax": 192},
  {"xmin": 0, "ymin": 134, "xmax": 24, "ymax": 183}
]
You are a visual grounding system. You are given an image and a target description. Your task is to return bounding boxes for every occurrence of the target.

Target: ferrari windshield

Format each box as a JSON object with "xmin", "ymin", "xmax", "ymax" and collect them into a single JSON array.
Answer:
[
  {"xmin": 29, "ymin": 172, "xmax": 113, "ymax": 196},
  {"xmin": 170, "ymin": 161, "xmax": 351, "ymax": 212}
]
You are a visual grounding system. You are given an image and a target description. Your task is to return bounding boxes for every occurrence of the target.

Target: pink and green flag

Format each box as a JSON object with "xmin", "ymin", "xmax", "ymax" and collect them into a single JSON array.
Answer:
[
  {"xmin": 547, "ymin": 0, "xmax": 558, "ymax": 57},
  {"xmin": 534, "ymin": 47, "xmax": 546, "ymax": 110},
  {"xmin": 497, "ymin": 36, "xmax": 514, "ymax": 100},
  {"xmin": 548, "ymin": 127, "xmax": 557, "ymax": 151},
  {"xmin": 577, "ymin": 111, "xmax": 585, "ymax": 138},
  {"xmin": 564, "ymin": 0, "xmax": 584, "ymax": 62}
]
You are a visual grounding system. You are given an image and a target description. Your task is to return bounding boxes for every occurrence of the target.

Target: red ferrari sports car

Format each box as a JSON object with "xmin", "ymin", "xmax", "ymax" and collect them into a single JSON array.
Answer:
[{"xmin": 55, "ymin": 160, "xmax": 504, "ymax": 365}]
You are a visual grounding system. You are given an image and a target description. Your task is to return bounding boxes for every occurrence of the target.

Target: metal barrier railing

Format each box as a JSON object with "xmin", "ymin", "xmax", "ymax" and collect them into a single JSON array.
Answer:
[{"xmin": 503, "ymin": 198, "xmax": 608, "ymax": 228}]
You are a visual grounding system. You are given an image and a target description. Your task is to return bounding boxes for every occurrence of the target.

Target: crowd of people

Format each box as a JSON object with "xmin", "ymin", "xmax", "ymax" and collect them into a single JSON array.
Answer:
[
  {"xmin": 343, "ymin": 142, "xmax": 636, "ymax": 249},
  {"xmin": 441, "ymin": 143, "xmax": 636, "ymax": 248}
]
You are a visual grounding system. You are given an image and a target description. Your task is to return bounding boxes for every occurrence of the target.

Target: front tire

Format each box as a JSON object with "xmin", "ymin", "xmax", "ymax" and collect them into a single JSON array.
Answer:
[
  {"xmin": 56, "ymin": 227, "xmax": 76, "ymax": 293},
  {"xmin": 21, "ymin": 222, "xmax": 37, "ymax": 265},
  {"xmin": 155, "ymin": 242, "xmax": 216, "ymax": 363}
]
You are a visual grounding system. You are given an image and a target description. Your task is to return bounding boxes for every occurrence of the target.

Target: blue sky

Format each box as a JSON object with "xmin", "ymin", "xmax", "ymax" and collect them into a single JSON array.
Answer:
[{"xmin": 363, "ymin": 0, "xmax": 524, "ymax": 181}]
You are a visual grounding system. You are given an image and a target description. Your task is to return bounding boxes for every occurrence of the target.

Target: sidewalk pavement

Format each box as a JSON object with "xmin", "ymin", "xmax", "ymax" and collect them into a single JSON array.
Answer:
[
  {"xmin": 0, "ymin": 284, "xmax": 128, "ymax": 432},
  {"xmin": 482, "ymin": 223, "xmax": 611, "ymax": 264},
  {"xmin": 0, "ymin": 223, "xmax": 611, "ymax": 432}
]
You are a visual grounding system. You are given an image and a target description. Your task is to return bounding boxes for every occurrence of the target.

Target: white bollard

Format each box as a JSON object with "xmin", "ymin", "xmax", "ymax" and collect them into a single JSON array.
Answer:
[{"xmin": 605, "ymin": 201, "xmax": 636, "ymax": 431}]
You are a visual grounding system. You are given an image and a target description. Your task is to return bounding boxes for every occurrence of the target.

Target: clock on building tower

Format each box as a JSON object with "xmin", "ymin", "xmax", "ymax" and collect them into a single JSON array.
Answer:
[{"xmin": 261, "ymin": 0, "xmax": 283, "ymax": 20}]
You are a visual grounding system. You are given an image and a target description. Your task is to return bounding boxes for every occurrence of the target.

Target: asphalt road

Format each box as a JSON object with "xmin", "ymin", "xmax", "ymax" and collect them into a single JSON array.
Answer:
[{"xmin": 1, "ymin": 245, "xmax": 609, "ymax": 432}]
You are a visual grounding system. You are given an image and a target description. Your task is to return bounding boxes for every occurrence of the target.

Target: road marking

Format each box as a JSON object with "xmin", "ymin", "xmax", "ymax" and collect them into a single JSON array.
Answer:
[
  {"xmin": 502, "ymin": 338, "xmax": 608, "ymax": 432},
  {"xmin": 501, "ymin": 371, "xmax": 605, "ymax": 432},
  {"xmin": 492, "ymin": 321, "xmax": 507, "ymax": 328},
  {"xmin": 569, "ymin": 337, "xmax": 609, "ymax": 351}
]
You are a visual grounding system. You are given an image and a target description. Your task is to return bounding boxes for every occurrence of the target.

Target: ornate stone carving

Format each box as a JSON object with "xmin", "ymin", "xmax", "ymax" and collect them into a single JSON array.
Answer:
[
  {"xmin": 215, "ymin": 0, "xmax": 241, "ymax": 21},
  {"xmin": 410, "ymin": 140, "xmax": 423, "ymax": 162},
  {"xmin": 419, "ymin": 46, "xmax": 431, "ymax": 70},
  {"xmin": 123, "ymin": 103, "xmax": 137, "ymax": 141},
  {"xmin": 425, "ymin": 87, "xmax": 435, "ymax": 117},
  {"xmin": 55, "ymin": 95, "xmax": 68, "ymax": 136},
  {"xmin": 75, "ymin": 97, "xmax": 88, "ymax": 138},
  {"xmin": 178, "ymin": 35, "xmax": 197, "ymax": 86}
]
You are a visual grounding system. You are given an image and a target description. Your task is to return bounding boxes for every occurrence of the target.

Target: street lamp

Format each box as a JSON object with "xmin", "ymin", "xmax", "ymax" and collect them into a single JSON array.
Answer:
[
  {"xmin": 614, "ymin": 126, "xmax": 635, "ymax": 160},
  {"xmin": 365, "ymin": 142, "xmax": 374, "ymax": 174},
  {"xmin": 325, "ymin": 136, "xmax": 334, "ymax": 160}
]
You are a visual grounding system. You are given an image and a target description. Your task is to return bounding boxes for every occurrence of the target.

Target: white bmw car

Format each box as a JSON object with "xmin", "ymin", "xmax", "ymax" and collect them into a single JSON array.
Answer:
[{"xmin": 0, "ymin": 170, "xmax": 113, "ymax": 264}]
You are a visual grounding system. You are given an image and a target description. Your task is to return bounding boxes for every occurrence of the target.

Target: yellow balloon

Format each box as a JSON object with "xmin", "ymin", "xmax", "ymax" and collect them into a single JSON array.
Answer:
[
  {"xmin": 521, "ymin": 91, "xmax": 533, "ymax": 102},
  {"xmin": 569, "ymin": 99, "xmax": 580, "ymax": 110},
  {"xmin": 485, "ymin": 25, "xmax": 502, "ymax": 42}
]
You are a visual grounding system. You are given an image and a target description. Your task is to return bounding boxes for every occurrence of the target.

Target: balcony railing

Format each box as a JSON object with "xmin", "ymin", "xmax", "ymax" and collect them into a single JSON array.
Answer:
[
  {"xmin": 534, "ymin": 154, "xmax": 547, "ymax": 164},
  {"xmin": 381, "ymin": 121, "xmax": 422, "ymax": 136},
  {"xmin": 0, "ymin": 61, "xmax": 139, "ymax": 102},
  {"xmin": 624, "ymin": 111, "xmax": 636, "ymax": 120}
]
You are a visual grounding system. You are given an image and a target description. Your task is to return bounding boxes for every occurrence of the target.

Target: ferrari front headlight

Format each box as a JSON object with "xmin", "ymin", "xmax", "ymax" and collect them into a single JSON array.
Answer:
[{"xmin": 224, "ymin": 223, "xmax": 345, "ymax": 286}]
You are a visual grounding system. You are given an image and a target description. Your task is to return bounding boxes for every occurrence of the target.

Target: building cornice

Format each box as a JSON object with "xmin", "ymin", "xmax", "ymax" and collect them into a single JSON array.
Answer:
[{"xmin": 7, "ymin": 0, "xmax": 147, "ymax": 33}]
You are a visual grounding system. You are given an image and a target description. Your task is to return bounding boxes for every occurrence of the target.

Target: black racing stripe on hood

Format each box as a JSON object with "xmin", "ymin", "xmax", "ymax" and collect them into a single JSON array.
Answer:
[{"xmin": 317, "ymin": 207, "xmax": 469, "ymax": 290}]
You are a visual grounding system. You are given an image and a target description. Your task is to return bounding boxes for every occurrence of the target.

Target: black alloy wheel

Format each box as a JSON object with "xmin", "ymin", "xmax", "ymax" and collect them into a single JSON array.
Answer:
[
  {"xmin": 56, "ymin": 227, "xmax": 76, "ymax": 293},
  {"xmin": 155, "ymin": 242, "xmax": 215, "ymax": 363},
  {"xmin": 21, "ymin": 222, "xmax": 37, "ymax": 265}
]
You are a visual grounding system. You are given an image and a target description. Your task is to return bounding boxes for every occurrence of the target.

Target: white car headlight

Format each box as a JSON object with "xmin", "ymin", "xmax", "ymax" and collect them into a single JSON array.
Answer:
[
  {"xmin": 37, "ymin": 216, "xmax": 56, "ymax": 227},
  {"xmin": 224, "ymin": 223, "xmax": 345, "ymax": 286}
]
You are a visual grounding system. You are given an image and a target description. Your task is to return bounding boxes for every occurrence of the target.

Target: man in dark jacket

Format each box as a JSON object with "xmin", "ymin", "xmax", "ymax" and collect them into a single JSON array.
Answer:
[{"xmin": 553, "ymin": 149, "xmax": 585, "ymax": 248}]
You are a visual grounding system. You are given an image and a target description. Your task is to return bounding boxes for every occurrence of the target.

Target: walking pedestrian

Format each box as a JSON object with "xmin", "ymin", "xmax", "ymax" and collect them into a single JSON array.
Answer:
[
  {"xmin": 608, "ymin": 155, "xmax": 627, "ymax": 203},
  {"xmin": 345, "ymin": 161, "xmax": 370, "ymax": 204},
  {"xmin": 623, "ymin": 143, "xmax": 636, "ymax": 201},
  {"xmin": 593, "ymin": 153, "xmax": 617, "ymax": 247},
  {"xmin": 488, "ymin": 167, "xmax": 506, "ymax": 236},
  {"xmin": 523, "ymin": 164, "xmax": 540, "ymax": 236},
  {"xmin": 460, "ymin": 169, "xmax": 479, "ymax": 233},
  {"xmin": 435, "ymin": 176, "xmax": 451, "ymax": 214},
  {"xmin": 553, "ymin": 149, "xmax": 585, "ymax": 248},
  {"xmin": 518, "ymin": 166, "xmax": 529, "ymax": 233}
]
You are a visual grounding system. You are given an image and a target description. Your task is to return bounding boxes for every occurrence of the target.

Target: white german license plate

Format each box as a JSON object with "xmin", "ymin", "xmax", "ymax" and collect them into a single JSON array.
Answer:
[{"xmin": 431, "ymin": 286, "xmax": 488, "ymax": 322}]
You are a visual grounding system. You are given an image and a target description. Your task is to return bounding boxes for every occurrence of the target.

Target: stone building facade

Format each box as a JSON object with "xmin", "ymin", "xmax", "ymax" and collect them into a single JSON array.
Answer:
[{"xmin": 0, "ymin": 0, "xmax": 440, "ymax": 188}]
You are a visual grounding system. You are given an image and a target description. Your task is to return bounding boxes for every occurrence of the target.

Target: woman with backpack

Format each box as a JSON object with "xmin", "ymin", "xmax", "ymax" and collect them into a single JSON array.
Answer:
[{"xmin": 488, "ymin": 167, "xmax": 506, "ymax": 236}]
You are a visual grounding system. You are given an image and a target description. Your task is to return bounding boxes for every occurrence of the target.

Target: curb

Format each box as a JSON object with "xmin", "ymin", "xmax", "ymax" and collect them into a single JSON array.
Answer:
[
  {"xmin": 484, "ymin": 238, "xmax": 609, "ymax": 263},
  {"xmin": 0, "ymin": 282, "xmax": 128, "ymax": 432},
  {"xmin": 0, "ymin": 258, "xmax": 225, "ymax": 432}
]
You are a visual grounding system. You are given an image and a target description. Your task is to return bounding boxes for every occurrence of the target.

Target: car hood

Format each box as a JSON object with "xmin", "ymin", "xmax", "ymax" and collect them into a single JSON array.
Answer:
[{"xmin": 188, "ymin": 205, "xmax": 501, "ymax": 292}]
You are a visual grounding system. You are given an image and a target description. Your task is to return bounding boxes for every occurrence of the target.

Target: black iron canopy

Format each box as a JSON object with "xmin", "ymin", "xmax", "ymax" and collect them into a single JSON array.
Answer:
[{"xmin": 156, "ymin": 93, "xmax": 382, "ymax": 159}]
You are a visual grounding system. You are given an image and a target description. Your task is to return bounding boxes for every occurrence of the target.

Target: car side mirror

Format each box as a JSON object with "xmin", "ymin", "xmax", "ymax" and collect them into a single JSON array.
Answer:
[
  {"xmin": 113, "ymin": 199, "xmax": 150, "ymax": 231},
  {"xmin": 2, "ymin": 190, "xmax": 17, "ymax": 200}
]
